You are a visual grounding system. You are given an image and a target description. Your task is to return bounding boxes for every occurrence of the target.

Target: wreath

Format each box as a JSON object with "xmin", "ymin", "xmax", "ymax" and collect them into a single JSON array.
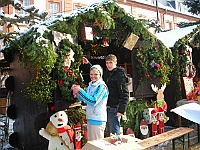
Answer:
[
  {"xmin": 55, "ymin": 38, "xmax": 84, "ymax": 102},
  {"xmin": 135, "ymin": 43, "xmax": 172, "ymax": 84}
]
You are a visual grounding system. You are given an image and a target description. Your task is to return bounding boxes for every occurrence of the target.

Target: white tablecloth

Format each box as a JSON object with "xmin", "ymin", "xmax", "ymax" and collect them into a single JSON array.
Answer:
[
  {"xmin": 176, "ymin": 99, "xmax": 199, "ymax": 107},
  {"xmin": 171, "ymin": 102, "xmax": 200, "ymax": 124}
]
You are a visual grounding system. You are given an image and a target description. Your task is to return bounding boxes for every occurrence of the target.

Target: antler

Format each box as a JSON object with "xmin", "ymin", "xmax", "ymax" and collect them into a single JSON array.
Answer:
[
  {"xmin": 160, "ymin": 83, "xmax": 166, "ymax": 92},
  {"xmin": 151, "ymin": 84, "xmax": 158, "ymax": 93}
]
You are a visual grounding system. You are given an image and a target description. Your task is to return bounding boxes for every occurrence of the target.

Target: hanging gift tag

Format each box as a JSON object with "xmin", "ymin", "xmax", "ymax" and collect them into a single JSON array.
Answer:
[
  {"xmin": 81, "ymin": 26, "xmax": 93, "ymax": 41},
  {"xmin": 123, "ymin": 33, "xmax": 139, "ymax": 50}
]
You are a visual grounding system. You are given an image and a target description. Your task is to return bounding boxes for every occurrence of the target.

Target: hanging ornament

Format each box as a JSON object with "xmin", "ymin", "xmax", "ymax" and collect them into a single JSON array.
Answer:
[
  {"xmin": 64, "ymin": 66, "xmax": 69, "ymax": 71},
  {"xmin": 150, "ymin": 60, "xmax": 161, "ymax": 69},
  {"xmin": 101, "ymin": 38, "xmax": 109, "ymax": 47},
  {"xmin": 150, "ymin": 60, "xmax": 157, "ymax": 69},
  {"xmin": 58, "ymin": 80, "xmax": 64, "ymax": 86},
  {"xmin": 156, "ymin": 63, "xmax": 161, "ymax": 68},
  {"xmin": 64, "ymin": 49, "xmax": 75, "ymax": 69},
  {"xmin": 68, "ymin": 70, "xmax": 73, "ymax": 76},
  {"xmin": 123, "ymin": 33, "xmax": 139, "ymax": 50}
]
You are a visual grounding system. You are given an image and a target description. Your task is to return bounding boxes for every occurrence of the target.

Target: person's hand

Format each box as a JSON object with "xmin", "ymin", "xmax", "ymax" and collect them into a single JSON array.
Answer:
[
  {"xmin": 71, "ymin": 84, "xmax": 76, "ymax": 90},
  {"xmin": 82, "ymin": 57, "xmax": 89, "ymax": 64},
  {"xmin": 71, "ymin": 84, "xmax": 80, "ymax": 98},
  {"xmin": 71, "ymin": 84, "xmax": 81, "ymax": 94},
  {"xmin": 116, "ymin": 112, "xmax": 123, "ymax": 117}
]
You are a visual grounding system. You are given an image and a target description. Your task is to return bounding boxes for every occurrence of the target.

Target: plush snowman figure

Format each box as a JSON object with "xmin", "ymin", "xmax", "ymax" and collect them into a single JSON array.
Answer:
[{"xmin": 39, "ymin": 111, "xmax": 74, "ymax": 150}]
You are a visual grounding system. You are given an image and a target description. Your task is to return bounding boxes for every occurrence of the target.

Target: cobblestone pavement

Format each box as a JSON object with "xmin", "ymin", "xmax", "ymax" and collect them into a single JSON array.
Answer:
[{"xmin": 148, "ymin": 124, "xmax": 200, "ymax": 150}]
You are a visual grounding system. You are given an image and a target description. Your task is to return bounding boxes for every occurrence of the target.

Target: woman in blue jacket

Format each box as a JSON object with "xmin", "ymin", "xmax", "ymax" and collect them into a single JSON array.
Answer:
[{"xmin": 71, "ymin": 65, "xmax": 109, "ymax": 141}]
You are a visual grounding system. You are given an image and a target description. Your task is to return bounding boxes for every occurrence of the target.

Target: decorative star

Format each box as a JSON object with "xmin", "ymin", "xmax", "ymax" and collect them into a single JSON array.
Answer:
[{"xmin": 93, "ymin": 19, "xmax": 104, "ymax": 30}]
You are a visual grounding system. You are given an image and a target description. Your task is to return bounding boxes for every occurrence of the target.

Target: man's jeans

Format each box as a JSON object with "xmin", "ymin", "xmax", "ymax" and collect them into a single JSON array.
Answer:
[{"xmin": 107, "ymin": 107, "xmax": 121, "ymax": 135}]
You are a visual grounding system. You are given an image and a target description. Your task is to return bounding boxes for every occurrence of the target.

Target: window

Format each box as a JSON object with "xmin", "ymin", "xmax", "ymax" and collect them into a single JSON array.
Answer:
[
  {"xmin": 73, "ymin": 3, "xmax": 86, "ymax": 10},
  {"xmin": 48, "ymin": 2, "xmax": 59, "ymax": 16},
  {"xmin": 177, "ymin": 1, "xmax": 188, "ymax": 13},
  {"xmin": 73, "ymin": 5, "xmax": 82, "ymax": 10},
  {"xmin": 165, "ymin": 21, "xmax": 172, "ymax": 30},
  {"xmin": 18, "ymin": 0, "xmax": 31, "ymax": 15},
  {"xmin": 18, "ymin": 0, "xmax": 31, "ymax": 24},
  {"xmin": 24, "ymin": 0, "xmax": 31, "ymax": 6}
]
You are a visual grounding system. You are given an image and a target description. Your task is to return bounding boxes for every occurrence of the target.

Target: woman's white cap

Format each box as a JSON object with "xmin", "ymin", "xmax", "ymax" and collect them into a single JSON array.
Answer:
[{"xmin": 90, "ymin": 65, "xmax": 103, "ymax": 77}]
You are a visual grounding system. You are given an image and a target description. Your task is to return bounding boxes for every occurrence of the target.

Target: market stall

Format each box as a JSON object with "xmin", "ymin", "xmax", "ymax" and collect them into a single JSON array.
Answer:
[{"xmin": 0, "ymin": 0, "xmax": 173, "ymax": 149}]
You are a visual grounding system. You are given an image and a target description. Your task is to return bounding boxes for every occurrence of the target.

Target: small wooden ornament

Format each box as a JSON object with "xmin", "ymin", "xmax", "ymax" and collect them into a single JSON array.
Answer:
[{"xmin": 140, "ymin": 119, "xmax": 149, "ymax": 139}]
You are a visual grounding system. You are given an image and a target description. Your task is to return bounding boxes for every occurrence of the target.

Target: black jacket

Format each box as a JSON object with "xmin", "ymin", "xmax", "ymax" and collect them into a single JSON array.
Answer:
[{"xmin": 103, "ymin": 67, "xmax": 129, "ymax": 114}]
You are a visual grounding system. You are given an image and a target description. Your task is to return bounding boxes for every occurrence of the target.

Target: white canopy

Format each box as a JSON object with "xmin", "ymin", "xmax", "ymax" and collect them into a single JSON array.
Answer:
[
  {"xmin": 171, "ymin": 102, "xmax": 200, "ymax": 124},
  {"xmin": 155, "ymin": 25, "xmax": 198, "ymax": 48}
]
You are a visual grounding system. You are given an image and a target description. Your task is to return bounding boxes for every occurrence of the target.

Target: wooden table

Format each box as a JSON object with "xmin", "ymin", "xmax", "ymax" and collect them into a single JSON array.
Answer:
[{"xmin": 138, "ymin": 127, "xmax": 194, "ymax": 150}]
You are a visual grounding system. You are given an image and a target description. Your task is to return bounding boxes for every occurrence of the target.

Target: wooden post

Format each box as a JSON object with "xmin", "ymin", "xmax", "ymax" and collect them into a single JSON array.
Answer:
[{"xmin": 178, "ymin": 115, "xmax": 182, "ymax": 127}]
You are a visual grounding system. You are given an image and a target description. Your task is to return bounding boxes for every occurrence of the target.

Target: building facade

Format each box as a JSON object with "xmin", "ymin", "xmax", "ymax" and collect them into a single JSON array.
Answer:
[{"xmin": 118, "ymin": 0, "xmax": 199, "ymax": 30}]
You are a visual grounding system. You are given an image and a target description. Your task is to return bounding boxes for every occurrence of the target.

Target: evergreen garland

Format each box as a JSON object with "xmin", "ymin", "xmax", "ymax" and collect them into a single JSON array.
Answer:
[
  {"xmin": 172, "ymin": 25, "xmax": 200, "ymax": 101},
  {"xmin": 189, "ymin": 26, "xmax": 200, "ymax": 48},
  {"xmin": 24, "ymin": 31, "xmax": 57, "ymax": 103},
  {"xmin": 55, "ymin": 39, "xmax": 84, "ymax": 102},
  {"xmin": 183, "ymin": 0, "xmax": 200, "ymax": 15}
]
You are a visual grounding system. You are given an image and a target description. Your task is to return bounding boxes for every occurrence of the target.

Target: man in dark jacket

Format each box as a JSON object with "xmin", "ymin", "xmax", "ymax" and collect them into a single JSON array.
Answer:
[{"xmin": 104, "ymin": 54, "xmax": 129, "ymax": 135}]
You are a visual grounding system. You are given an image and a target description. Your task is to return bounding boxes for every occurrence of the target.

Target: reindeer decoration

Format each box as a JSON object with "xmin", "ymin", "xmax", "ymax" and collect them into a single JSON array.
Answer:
[
  {"xmin": 151, "ymin": 83, "xmax": 167, "ymax": 111},
  {"xmin": 151, "ymin": 83, "xmax": 168, "ymax": 135}
]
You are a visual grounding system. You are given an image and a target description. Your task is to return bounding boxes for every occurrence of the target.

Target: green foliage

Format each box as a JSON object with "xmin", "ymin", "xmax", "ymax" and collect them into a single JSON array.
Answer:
[
  {"xmin": 183, "ymin": 0, "xmax": 200, "ymax": 15},
  {"xmin": 177, "ymin": 21, "xmax": 200, "ymax": 28},
  {"xmin": 189, "ymin": 26, "xmax": 200, "ymax": 48},
  {"xmin": 140, "ymin": 19, "xmax": 162, "ymax": 33},
  {"xmin": 65, "ymin": 108, "xmax": 86, "ymax": 127},
  {"xmin": 0, "ymin": 0, "xmax": 48, "ymax": 41},
  {"xmin": 121, "ymin": 99, "xmax": 149, "ymax": 137},
  {"xmin": 25, "ymin": 70, "xmax": 57, "ymax": 103}
]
